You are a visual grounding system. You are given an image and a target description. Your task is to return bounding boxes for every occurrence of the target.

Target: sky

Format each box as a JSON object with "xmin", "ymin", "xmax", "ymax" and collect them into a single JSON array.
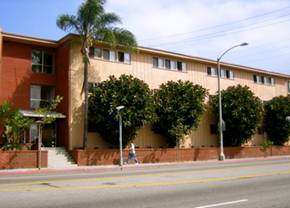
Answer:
[{"xmin": 0, "ymin": 0, "xmax": 290, "ymax": 75}]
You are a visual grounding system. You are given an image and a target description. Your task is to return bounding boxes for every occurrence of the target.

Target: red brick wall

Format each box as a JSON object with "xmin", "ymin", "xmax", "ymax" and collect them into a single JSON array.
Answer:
[
  {"xmin": 55, "ymin": 42, "xmax": 70, "ymax": 148},
  {"xmin": 73, "ymin": 146, "xmax": 290, "ymax": 166},
  {"xmin": 0, "ymin": 40, "xmax": 70, "ymax": 149},
  {"xmin": 0, "ymin": 150, "xmax": 47, "ymax": 169},
  {"xmin": 0, "ymin": 40, "xmax": 56, "ymax": 108}
]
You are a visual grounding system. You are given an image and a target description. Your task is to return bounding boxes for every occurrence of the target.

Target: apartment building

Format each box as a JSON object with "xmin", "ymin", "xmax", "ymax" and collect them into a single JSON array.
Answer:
[{"xmin": 1, "ymin": 31, "xmax": 290, "ymax": 150}]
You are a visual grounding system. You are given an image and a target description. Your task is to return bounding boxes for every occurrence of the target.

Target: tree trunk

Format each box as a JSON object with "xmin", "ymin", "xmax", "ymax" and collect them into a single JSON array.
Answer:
[{"xmin": 83, "ymin": 54, "xmax": 89, "ymax": 149}]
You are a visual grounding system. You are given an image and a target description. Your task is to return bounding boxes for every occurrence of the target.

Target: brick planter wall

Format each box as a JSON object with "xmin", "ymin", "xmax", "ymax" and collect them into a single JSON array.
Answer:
[
  {"xmin": 0, "ymin": 150, "xmax": 48, "ymax": 169},
  {"xmin": 73, "ymin": 146, "xmax": 290, "ymax": 166}
]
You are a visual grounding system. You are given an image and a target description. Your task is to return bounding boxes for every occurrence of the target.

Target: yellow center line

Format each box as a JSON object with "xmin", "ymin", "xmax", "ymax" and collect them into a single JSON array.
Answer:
[{"xmin": 0, "ymin": 169, "xmax": 289, "ymax": 192}]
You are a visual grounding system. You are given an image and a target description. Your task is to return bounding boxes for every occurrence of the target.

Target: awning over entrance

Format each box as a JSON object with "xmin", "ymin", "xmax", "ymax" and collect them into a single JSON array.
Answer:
[{"xmin": 19, "ymin": 110, "xmax": 66, "ymax": 118}]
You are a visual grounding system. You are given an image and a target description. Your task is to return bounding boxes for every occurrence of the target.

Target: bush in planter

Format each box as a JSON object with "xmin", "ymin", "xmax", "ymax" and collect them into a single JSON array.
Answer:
[
  {"xmin": 152, "ymin": 80, "xmax": 207, "ymax": 147},
  {"xmin": 0, "ymin": 102, "xmax": 33, "ymax": 150},
  {"xmin": 210, "ymin": 85, "xmax": 263, "ymax": 147},
  {"xmin": 88, "ymin": 75, "xmax": 153, "ymax": 147},
  {"xmin": 0, "ymin": 97, "xmax": 63, "ymax": 150},
  {"xmin": 264, "ymin": 95, "xmax": 290, "ymax": 145}
]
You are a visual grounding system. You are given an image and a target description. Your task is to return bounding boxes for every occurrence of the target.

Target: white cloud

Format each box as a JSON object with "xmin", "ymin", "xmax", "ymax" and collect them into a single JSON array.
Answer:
[{"xmin": 106, "ymin": 0, "xmax": 290, "ymax": 73}]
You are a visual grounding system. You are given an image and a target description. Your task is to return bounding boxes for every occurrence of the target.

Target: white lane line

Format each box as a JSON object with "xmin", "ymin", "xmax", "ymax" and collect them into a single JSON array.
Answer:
[{"xmin": 194, "ymin": 199, "xmax": 248, "ymax": 208}]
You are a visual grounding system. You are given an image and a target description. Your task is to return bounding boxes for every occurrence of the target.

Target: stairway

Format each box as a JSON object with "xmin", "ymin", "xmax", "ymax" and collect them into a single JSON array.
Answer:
[{"xmin": 43, "ymin": 147, "xmax": 78, "ymax": 168}]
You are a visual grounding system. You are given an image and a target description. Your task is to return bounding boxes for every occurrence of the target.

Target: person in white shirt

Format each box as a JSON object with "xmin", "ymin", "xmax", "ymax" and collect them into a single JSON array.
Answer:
[{"xmin": 127, "ymin": 143, "xmax": 139, "ymax": 164}]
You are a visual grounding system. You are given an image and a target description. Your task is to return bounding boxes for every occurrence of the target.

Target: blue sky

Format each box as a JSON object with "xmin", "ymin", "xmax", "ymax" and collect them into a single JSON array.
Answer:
[{"xmin": 0, "ymin": 0, "xmax": 290, "ymax": 75}]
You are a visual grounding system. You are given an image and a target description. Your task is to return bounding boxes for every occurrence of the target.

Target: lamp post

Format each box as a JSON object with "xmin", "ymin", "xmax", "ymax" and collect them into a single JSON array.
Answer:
[
  {"xmin": 217, "ymin": 42, "xmax": 248, "ymax": 161},
  {"xmin": 116, "ymin": 105, "xmax": 125, "ymax": 168},
  {"xmin": 36, "ymin": 120, "xmax": 43, "ymax": 169}
]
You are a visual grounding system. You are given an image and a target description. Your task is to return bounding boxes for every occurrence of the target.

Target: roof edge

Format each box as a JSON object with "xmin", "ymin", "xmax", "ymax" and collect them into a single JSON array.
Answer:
[{"xmin": 1, "ymin": 31, "xmax": 289, "ymax": 78}]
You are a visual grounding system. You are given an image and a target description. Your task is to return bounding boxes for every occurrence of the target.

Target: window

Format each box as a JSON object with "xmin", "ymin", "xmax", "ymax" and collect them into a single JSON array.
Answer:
[
  {"xmin": 158, "ymin": 58, "xmax": 165, "ymax": 68},
  {"xmin": 220, "ymin": 69, "xmax": 227, "ymax": 78},
  {"xmin": 165, "ymin": 59, "xmax": 171, "ymax": 69},
  {"xmin": 270, "ymin": 78, "xmax": 275, "ymax": 85},
  {"xmin": 177, "ymin": 61, "xmax": 187, "ymax": 72},
  {"xmin": 109, "ymin": 51, "xmax": 116, "ymax": 61},
  {"xmin": 207, "ymin": 67, "xmax": 234, "ymax": 79},
  {"xmin": 253, "ymin": 75, "xmax": 257, "ymax": 83},
  {"xmin": 253, "ymin": 74, "xmax": 275, "ymax": 86},
  {"xmin": 265, "ymin": 77, "xmax": 272, "ymax": 85},
  {"xmin": 226, "ymin": 70, "xmax": 234, "ymax": 79},
  {"xmin": 93, "ymin": 48, "xmax": 102, "ymax": 58},
  {"xmin": 30, "ymin": 85, "xmax": 55, "ymax": 109},
  {"xmin": 170, "ymin": 60, "xmax": 177, "ymax": 70},
  {"xmin": 261, "ymin": 76, "xmax": 265, "ymax": 84},
  {"xmin": 90, "ymin": 47, "xmax": 130, "ymax": 64},
  {"xmin": 32, "ymin": 50, "xmax": 53, "ymax": 74},
  {"xmin": 153, "ymin": 57, "xmax": 158, "ymax": 68},
  {"xmin": 257, "ymin": 76, "xmax": 262, "ymax": 84},
  {"xmin": 124, "ymin": 52, "xmax": 130, "ymax": 64},
  {"xmin": 207, "ymin": 67, "xmax": 217, "ymax": 76},
  {"xmin": 181, "ymin": 62, "xmax": 187, "ymax": 72},
  {"xmin": 103, "ymin": 49, "xmax": 110, "ymax": 60},
  {"xmin": 117, "ymin": 51, "xmax": 124, "ymax": 62},
  {"xmin": 118, "ymin": 51, "xmax": 130, "ymax": 64},
  {"xmin": 152, "ymin": 57, "xmax": 186, "ymax": 72},
  {"xmin": 288, "ymin": 81, "xmax": 290, "ymax": 93}
]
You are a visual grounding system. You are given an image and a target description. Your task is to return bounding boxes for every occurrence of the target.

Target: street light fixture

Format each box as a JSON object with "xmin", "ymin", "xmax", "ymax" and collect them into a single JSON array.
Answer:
[
  {"xmin": 116, "ymin": 105, "xmax": 125, "ymax": 168},
  {"xmin": 217, "ymin": 42, "xmax": 248, "ymax": 161}
]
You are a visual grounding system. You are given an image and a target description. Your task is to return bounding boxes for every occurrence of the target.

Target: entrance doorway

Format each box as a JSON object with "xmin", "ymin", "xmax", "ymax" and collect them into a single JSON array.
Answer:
[{"xmin": 29, "ymin": 123, "xmax": 57, "ymax": 147}]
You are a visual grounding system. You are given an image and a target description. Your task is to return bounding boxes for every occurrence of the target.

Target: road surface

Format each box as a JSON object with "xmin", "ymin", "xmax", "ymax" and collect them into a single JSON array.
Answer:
[{"xmin": 0, "ymin": 157, "xmax": 290, "ymax": 208}]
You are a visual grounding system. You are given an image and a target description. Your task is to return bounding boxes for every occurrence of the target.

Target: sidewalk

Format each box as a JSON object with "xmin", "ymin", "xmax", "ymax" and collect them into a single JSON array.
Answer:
[{"xmin": 1, "ymin": 155, "xmax": 290, "ymax": 176}]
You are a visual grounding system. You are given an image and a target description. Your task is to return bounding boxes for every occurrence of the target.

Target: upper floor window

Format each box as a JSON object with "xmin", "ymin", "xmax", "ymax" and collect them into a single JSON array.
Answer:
[
  {"xmin": 30, "ymin": 85, "xmax": 55, "ymax": 109},
  {"xmin": 207, "ymin": 67, "xmax": 234, "ymax": 79},
  {"xmin": 32, "ymin": 50, "xmax": 54, "ymax": 74},
  {"xmin": 288, "ymin": 81, "xmax": 290, "ymax": 93},
  {"xmin": 118, "ymin": 51, "xmax": 130, "ymax": 64},
  {"xmin": 90, "ymin": 47, "xmax": 130, "ymax": 64},
  {"xmin": 253, "ymin": 75, "xmax": 274, "ymax": 85},
  {"xmin": 153, "ymin": 57, "xmax": 187, "ymax": 72}
]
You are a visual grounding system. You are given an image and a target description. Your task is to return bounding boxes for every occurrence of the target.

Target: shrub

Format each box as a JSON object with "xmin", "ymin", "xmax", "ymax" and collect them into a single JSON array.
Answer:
[
  {"xmin": 152, "ymin": 80, "xmax": 207, "ymax": 147},
  {"xmin": 0, "ymin": 102, "xmax": 33, "ymax": 150},
  {"xmin": 264, "ymin": 96, "xmax": 290, "ymax": 145},
  {"xmin": 210, "ymin": 85, "xmax": 263, "ymax": 146},
  {"xmin": 88, "ymin": 75, "xmax": 153, "ymax": 147}
]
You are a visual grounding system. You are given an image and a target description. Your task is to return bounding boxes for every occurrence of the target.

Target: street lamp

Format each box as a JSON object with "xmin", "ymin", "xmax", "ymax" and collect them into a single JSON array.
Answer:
[
  {"xmin": 36, "ymin": 120, "xmax": 43, "ymax": 169},
  {"xmin": 286, "ymin": 116, "xmax": 290, "ymax": 122},
  {"xmin": 116, "ymin": 105, "xmax": 125, "ymax": 168},
  {"xmin": 217, "ymin": 42, "xmax": 248, "ymax": 161}
]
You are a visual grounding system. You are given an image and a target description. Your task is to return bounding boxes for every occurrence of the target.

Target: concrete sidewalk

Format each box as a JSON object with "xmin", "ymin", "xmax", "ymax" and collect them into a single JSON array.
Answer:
[{"xmin": 0, "ymin": 155, "xmax": 290, "ymax": 176}]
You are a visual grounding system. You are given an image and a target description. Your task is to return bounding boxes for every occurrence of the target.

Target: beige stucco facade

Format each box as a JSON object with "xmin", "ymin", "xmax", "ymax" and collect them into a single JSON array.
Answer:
[{"xmin": 68, "ymin": 43, "xmax": 290, "ymax": 150}]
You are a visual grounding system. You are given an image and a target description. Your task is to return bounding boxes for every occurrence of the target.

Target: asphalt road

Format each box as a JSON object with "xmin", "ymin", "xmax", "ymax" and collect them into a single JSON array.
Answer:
[{"xmin": 0, "ymin": 157, "xmax": 290, "ymax": 208}]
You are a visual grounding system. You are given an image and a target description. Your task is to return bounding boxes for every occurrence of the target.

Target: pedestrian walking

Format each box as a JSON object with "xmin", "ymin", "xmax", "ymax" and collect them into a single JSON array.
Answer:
[{"xmin": 127, "ymin": 143, "xmax": 139, "ymax": 164}]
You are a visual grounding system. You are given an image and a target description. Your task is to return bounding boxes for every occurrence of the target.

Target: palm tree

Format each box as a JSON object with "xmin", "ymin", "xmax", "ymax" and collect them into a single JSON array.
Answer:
[{"xmin": 57, "ymin": 0, "xmax": 137, "ymax": 149}]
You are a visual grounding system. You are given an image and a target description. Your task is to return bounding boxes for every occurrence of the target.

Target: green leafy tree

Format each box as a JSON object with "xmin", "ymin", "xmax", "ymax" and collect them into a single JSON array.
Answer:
[
  {"xmin": 264, "ymin": 96, "xmax": 290, "ymax": 145},
  {"xmin": 57, "ymin": 0, "xmax": 137, "ymax": 148},
  {"xmin": 0, "ymin": 97, "xmax": 63, "ymax": 150},
  {"xmin": 88, "ymin": 75, "xmax": 153, "ymax": 147},
  {"xmin": 152, "ymin": 80, "xmax": 207, "ymax": 147},
  {"xmin": 0, "ymin": 102, "xmax": 33, "ymax": 150},
  {"xmin": 210, "ymin": 85, "xmax": 263, "ymax": 146},
  {"xmin": 35, "ymin": 95, "xmax": 64, "ymax": 124}
]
